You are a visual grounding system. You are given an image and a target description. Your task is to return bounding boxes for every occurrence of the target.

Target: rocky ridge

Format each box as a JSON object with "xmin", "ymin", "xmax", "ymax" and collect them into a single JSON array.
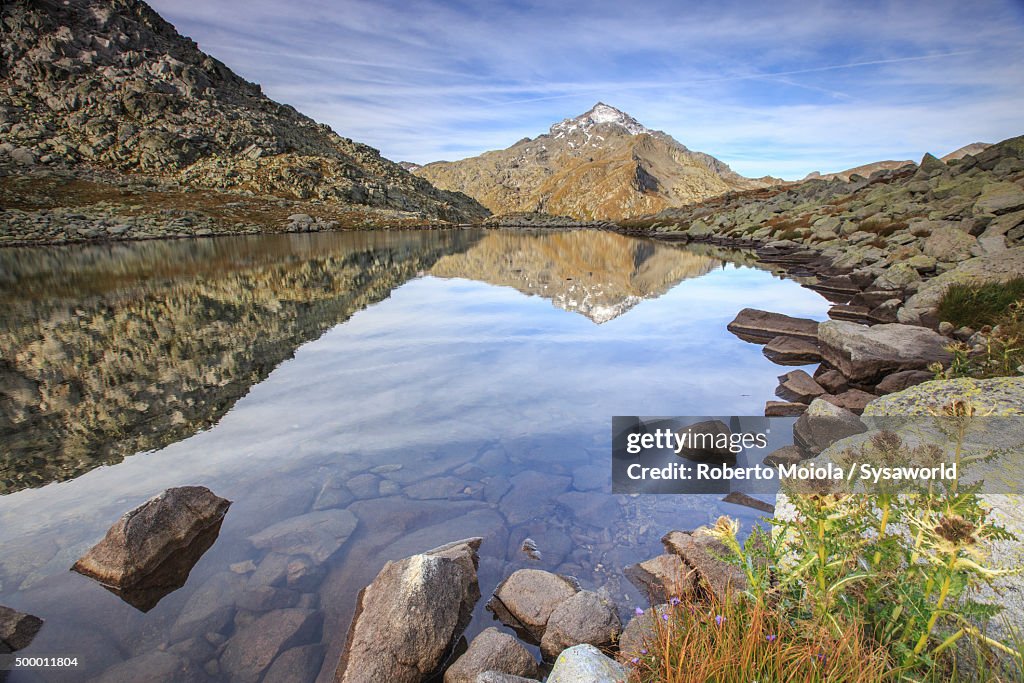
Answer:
[
  {"xmin": 415, "ymin": 103, "xmax": 780, "ymax": 221},
  {"xmin": 0, "ymin": 0, "xmax": 488, "ymax": 229}
]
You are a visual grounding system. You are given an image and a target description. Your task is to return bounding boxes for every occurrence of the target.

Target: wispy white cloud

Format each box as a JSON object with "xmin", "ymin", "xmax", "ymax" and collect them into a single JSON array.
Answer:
[{"xmin": 149, "ymin": 0, "xmax": 1024, "ymax": 178}]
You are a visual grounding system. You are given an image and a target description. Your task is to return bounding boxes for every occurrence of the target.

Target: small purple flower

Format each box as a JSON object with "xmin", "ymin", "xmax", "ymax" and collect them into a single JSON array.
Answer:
[
  {"xmin": 635, "ymin": 607, "xmax": 645, "ymax": 616},
  {"xmin": 630, "ymin": 657, "xmax": 640, "ymax": 664},
  {"xmin": 669, "ymin": 596, "xmax": 681, "ymax": 606},
  {"xmin": 662, "ymin": 613, "xmax": 670, "ymax": 621},
  {"xmin": 766, "ymin": 634, "xmax": 777, "ymax": 643},
  {"xmin": 714, "ymin": 614, "xmax": 725, "ymax": 627},
  {"xmin": 640, "ymin": 648, "xmax": 647, "ymax": 655}
]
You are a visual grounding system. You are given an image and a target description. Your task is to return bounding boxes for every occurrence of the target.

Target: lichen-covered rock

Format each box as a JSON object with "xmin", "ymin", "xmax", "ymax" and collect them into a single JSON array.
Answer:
[
  {"xmin": 72, "ymin": 486, "xmax": 230, "ymax": 588},
  {"xmin": 546, "ymin": 644, "xmax": 628, "ymax": 683},
  {"xmin": 864, "ymin": 377, "xmax": 1024, "ymax": 417},
  {"xmin": 901, "ymin": 247, "xmax": 1024, "ymax": 320}
]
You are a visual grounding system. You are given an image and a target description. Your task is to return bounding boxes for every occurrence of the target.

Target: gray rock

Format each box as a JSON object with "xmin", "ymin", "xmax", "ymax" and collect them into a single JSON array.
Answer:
[
  {"xmin": 661, "ymin": 529, "xmax": 746, "ymax": 600},
  {"xmin": 775, "ymin": 369, "xmax": 826, "ymax": 403},
  {"xmin": 547, "ymin": 644, "xmax": 628, "ymax": 683},
  {"xmin": 248, "ymin": 509, "xmax": 357, "ymax": 563},
  {"xmin": 924, "ymin": 227, "xmax": 977, "ymax": 262},
  {"xmin": 0, "ymin": 605, "xmax": 43, "ymax": 652},
  {"xmin": 818, "ymin": 320, "xmax": 953, "ymax": 383},
  {"xmin": 762, "ymin": 335, "xmax": 821, "ymax": 365},
  {"xmin": 170, "ymin": 570, "xmax": 245, "ymax": 642},
  {"xmin": 793, "ymin": 398, "xmax": 868, "ymax": 455},
  {"xmin": 727, "ymin": 308, "xmax": 819, "ymax": 343},
  {"xmin": 540, "ymin": 590, "xmax": 622, "ymax": 659},
  {"xmin": 617, "ymin": 605, "xmax": 669, "ymax": 663},
  {"xmin": 72, "ymin": 486, "xmax": 230, "ymax": 588},
  {"xmin": 974, "ymin": 182, "xmax": 1024, "ymax": 215},
  {"xmin": 335, "ymin": 538, "xmax": 483, "ymax": 683},
  {"xmin": 220, "ymin": 608, "xmax": 321, "ymax": 683},
  {"xmin": 474, "ymin": 673, "xmax": 541, "ymax": 683},
  {"xmin": 444, "ymin": 627, "xmax": 540, "ymax": 683},
  {"xmin": 487, "ymin": 569, "xmax": 579, "ymax": 640}
]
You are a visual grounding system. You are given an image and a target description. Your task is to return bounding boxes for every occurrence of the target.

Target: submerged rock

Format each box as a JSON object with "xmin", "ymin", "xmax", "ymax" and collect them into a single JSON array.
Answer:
[
  {"xmin": 444, "ymin": 627, "xmax": 540, "ymax": 683},
  {"xmin": 546, "ymin": 644, "xmax": 628, "ymax": 683},
  {"xmin": 335, "ymin": 538, "xmax": 483, "ymax": 683},
  {"xmin": 0, "ymin": 605, "xmax": 44, "ymax": 652},
  {"xmin": 72, "ymin": 486, "xmax": 230, "ymax": 589},
  {"xmin": 220, "ymin": 608, "xmax": 321, "ymax": 683},
  {"xmin": 248, "ymin": 509, "xmax": 357, "ymax": 563}
]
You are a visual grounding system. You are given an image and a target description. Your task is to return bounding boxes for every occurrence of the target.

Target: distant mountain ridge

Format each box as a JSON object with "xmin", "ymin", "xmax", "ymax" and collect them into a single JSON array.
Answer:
[
  {"xmin": 415, "ymin": 103, "xmax": 782, "ymax": 221},
  {"xmin": 0, "ymin": 0, "xmax": 487, "ymax": 222}
]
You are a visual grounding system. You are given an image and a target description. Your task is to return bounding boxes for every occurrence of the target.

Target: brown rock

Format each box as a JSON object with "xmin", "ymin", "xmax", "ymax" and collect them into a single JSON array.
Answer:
[
  {"xmin": 815, "ymin": 369, "xmax": 849, "ymax": 394},
  {"xmin": 248, "ymin": 509, "xmax": 358, "ymax": 563},
  {"xmin": 674, "ymin": 419, "xmax": 734, "ymax": 460},
  {"xmin": 818, "ymin": 320, "xmax": 953, "ymax": 383},
  {"xmin": 444, "ymin": 628, "xmax": 539, "ymax": 683},
  {"xmin": 775, "ymin": 370, "xmax": 826, "ymax": 403},
  {"xmin": 793, "ymin": 398, "xmax": 868, "ymax": 455},
  {"xmin": 763, "ymin": 445, "xmax": 804, "ymax": 467},
  {"xmin": 727, "ymin": 308, "xmax": 819, "ymax": 344},
  {"xmin": 487, "ymin": 569, "xmax": 579, "ymax": 641},
  {"xmin": 827, "ymin": 304, "xmax": 871, "ymax": 322},
  {"xmin": 335, "ymin": 538, "xmax": 483, "ymax": 683},
  {"xmin": 624, "ymin": 554, "xmax": 696, "ymax": 604},
  {"xmin": 820, "ymin": 389, "xmax": 877, "ymax": 414},
  {"xmin": 72, "ymin": 486, "xmax": 230, "ymax": 588},
  {"xmin": 762, "ymin": 335, "xmax": 821, "ymax": 365},
  {"xmin": 661, "ymin": 529, "xmax": 746, "ymax": 600},
  {"xmin": 722, "ymin": 491, "xmax": 775, "ymax": 514},
  {"xmin": 540, "ymin": 590, "xmax": 622, "ymax": 659},
  {"xmin": 0, "ymin": 605, "xmax": 43, "ymax": 653},
  {"xmin": 764, "ymin": 401, "xmax": 807, "ymax": 417},
  {"xmin": 875, "ymin": 370, "xmax": 934, "ymax": 395}
]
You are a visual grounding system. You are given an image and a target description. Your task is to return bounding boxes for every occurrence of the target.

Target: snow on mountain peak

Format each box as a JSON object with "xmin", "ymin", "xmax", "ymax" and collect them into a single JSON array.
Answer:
[{"xmin": 550, "ymin": 102, "xmax": 651, "ymax": 138}]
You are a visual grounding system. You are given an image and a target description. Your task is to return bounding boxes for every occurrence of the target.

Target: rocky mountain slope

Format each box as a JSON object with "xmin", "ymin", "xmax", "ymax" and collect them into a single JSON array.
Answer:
[
  {"xmin": 0, "ymin": 0, "xmax": 487, "ymax": 223},
  {"xmin": 430, "ymin": 230, "xmax": 719, "ymax": 323},
  {"xmin": 627, "ymin": 136, "xmax": 1024, "ymax": 330},
  {"xmin": 415, "ymin": 103, "xmax": 779, "ymax": 221},
  {"xmin": 802, "ymin": 160, "xmax": 915, "ymax": 183}
]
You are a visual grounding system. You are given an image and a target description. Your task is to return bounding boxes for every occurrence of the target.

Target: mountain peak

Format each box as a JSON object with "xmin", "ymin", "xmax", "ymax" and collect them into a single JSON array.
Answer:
[{"xmin": 550, "ymin": 102, "xmax": 651, "ymax": 137}]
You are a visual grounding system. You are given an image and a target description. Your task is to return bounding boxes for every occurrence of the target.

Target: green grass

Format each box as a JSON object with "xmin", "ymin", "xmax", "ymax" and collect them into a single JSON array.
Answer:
[{"xmin": 937, "ymin": 278, "xmax": 1024, "ymax": 328}]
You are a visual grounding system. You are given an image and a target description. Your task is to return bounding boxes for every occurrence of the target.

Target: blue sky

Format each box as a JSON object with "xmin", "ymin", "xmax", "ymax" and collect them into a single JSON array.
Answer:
[{"xmin": 149, "ymin": 0, "xmax": 1024, "ymax": 179}]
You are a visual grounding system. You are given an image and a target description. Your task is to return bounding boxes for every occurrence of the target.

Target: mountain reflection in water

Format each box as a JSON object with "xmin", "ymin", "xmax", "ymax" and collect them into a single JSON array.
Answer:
[{"xmin": 0, "ymin": 229, "xmax": 722, "ymax": 493}]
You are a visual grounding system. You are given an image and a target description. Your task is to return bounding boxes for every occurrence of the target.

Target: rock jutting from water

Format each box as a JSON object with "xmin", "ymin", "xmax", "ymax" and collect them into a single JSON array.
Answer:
[{"xmin": 71, "ymin": 486, "xmax": 231, "ymax": 590}]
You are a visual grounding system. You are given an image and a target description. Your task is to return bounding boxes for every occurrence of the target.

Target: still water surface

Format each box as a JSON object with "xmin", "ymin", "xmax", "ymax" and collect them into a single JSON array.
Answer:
[{"xmin": 0, "ymin": 229, "xmax": 829, "ymax": 681}]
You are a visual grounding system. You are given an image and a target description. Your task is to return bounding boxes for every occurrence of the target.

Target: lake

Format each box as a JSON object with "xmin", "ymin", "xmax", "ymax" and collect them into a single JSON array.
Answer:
[{"xmin": 0, "ymin": 228, "xmax": 830, "ymax": 681}]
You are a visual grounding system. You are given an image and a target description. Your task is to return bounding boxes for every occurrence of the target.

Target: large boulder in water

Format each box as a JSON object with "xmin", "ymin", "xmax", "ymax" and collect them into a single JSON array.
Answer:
[
  {"xmin": 727, "ymin": 308, "xmax": 819, "ymax": 344},
  {"xmin": 334, "ymin": 538, "xmax": 483, "ymax": 683},
  {"xmin": 72, "ymin": 486, "xmax": 230, "ymax": 588},
  {"xmin": 486, "ymin": 569, "xmax": 579, "ymax": 642}
]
